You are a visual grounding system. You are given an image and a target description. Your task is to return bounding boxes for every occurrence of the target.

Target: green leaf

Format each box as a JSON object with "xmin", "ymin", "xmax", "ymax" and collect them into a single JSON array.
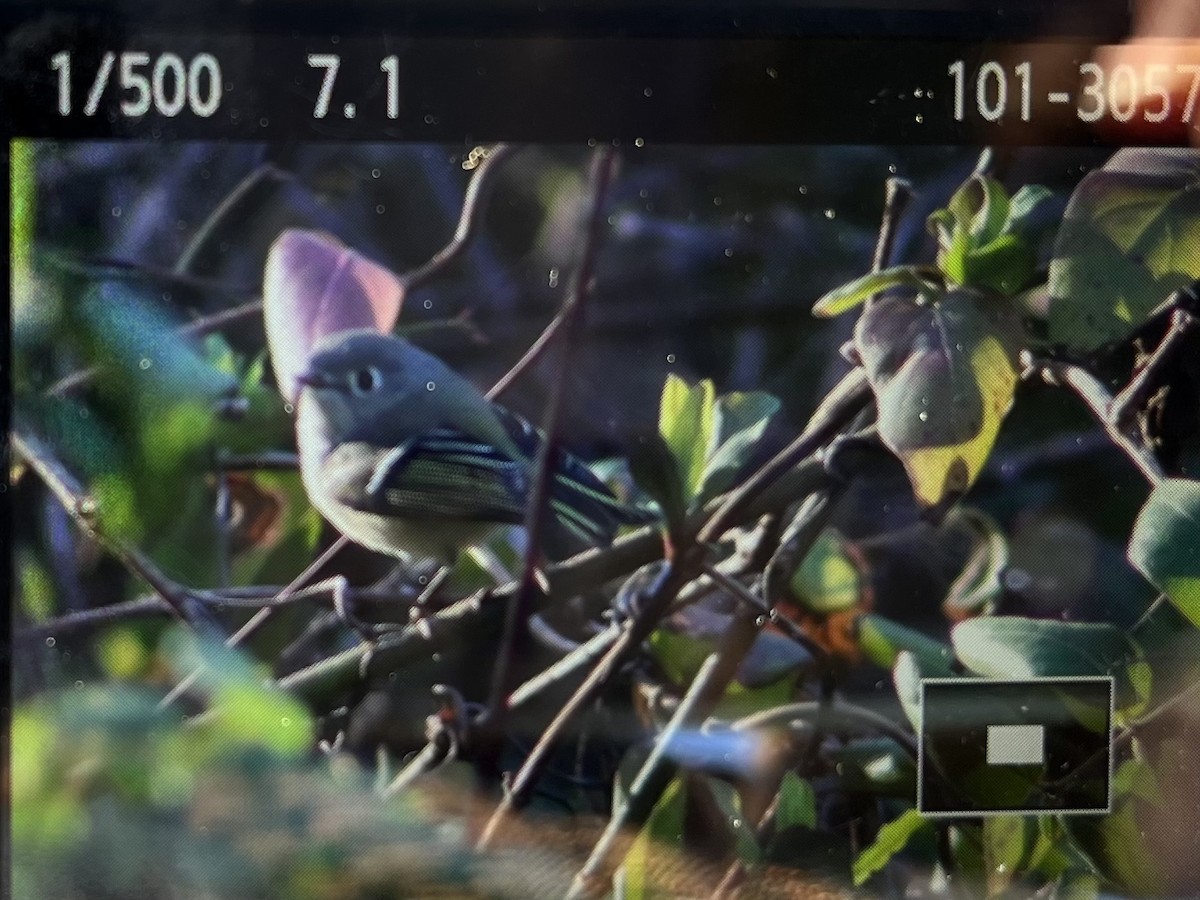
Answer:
[
  {"xmin": 941, "ymin": 507, "xmax": 1008, "ymax": 620},
  {"xmin": 971, "ymin": 175, "xmax": 1011, "ymax": 246},
  {"xmin": 618, "ymin": 776, "xmax": 687, "ymax": 900},
  {"xmin": 1068, "ymin": 779, "xmax": 1164, "ymax": 896},
  {"xmin": 960, "ymin": 232, "xmax": 1037, "ymax": 295},
  {"xmin": 1007, "ymin": 184, "xmax": 1056, "ymax": 239},
  {"xmin": 1112, "ymin": 758, "xmax": 1163, "ymax": 805},
  {"xmin": 951, "ymin": 617, "xmax": 1148, "ymax": 715},
  {"xmin": 852, "ymin": 808, "xmax": 930, "ymax": 886},
  {"xmin": 658, "ymin": 374, "xmax": 717, "ymax": 504},
  {"xmin": 853, "ymin": 287, "xmax": 1023, "ymax": 506},
  {"xmin": 788, "ymin": 528, "xmax": 861, "ymax": 614},
  {"xmin": 647, "ymin": 627, "xmax": 714, "ymax": 689},
  {"xmin": 1128, "ymin": 478, "xmax": 1200, "ymax": 628},
  {"xmin": 983, "ymin": 816, "xmax": 1035, "ymax": 897},
  {"xmin": 629, "ymin": 433, "xmax": 689, "ymax": 535},
  {"xmin": 705, "ymin": 777, "xmax": 762, "ymax": 865},
  {"xmin": 892, "ymin": 651, "xmax": 926, "ymax": 732},
  {"xmin": 1050, "ymin": 871, "xmax": 1101, "ymax": 900},
  {"xmin": 811, "ymin": 266, "xmax": 937, "ymax": 317},
  {"xmin": 699, "ymin": 390, "xmax": 780, "ymax": 500},
  {"xmin": 1047, "ymin": 148, "xmax": 1200, "ymax": 350},
  {"xmin": 774, "ymin": 772, "xmax": 817, "ymax": 832},
  {"xmin": 859, "ymin": 614, "xmax": 955, "ymax": 675}
]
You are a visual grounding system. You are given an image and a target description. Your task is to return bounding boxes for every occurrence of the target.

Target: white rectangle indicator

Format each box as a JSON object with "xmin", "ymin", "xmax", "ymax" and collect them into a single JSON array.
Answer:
[
  {"xmin": 1047, "ymin": 92, "xmax": 1071, "ymax": 104},
  {"xmin": 987, "ymin": 724, "xmax": 1045, "ymax": 766}
]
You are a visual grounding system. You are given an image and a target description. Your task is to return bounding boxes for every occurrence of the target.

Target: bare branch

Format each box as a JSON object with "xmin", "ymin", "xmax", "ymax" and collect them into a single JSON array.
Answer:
[
  {"xmin": 1109, "ymin": 307, "xmax": 1198, "ymax": 431},
  {"xmin": 158, "ymin": 536, "xmax": 350, "ymax": 709},
  {"xmin": 399, "ymin": 144, "xmax": 517, "ymax": 293},
  {"xmin": 174, "ymin": 163, "xmax": 290, "ymax": 275},
  {"xmin": 1035, "ymin": 359, "xmax": 1164, "ymax": 485},
  {"xmin": 481, "ymin": 146, "xmax": 619, "ymax": 739},
  {"xmin": 13, "ymin": 431, "xmax": 202, "ymax": 626}
]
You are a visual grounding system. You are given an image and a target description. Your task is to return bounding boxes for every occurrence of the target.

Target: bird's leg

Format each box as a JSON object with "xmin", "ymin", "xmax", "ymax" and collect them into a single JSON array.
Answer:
[{"xmin": 331, "ymin": 575, "xmax": 387, "ymax": 643}]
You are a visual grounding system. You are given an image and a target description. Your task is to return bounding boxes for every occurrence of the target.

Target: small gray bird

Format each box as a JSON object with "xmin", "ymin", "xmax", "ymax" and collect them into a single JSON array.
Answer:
[{"xmin": 294, "ymin": 329, "xmax": 653, "ymax": 564}]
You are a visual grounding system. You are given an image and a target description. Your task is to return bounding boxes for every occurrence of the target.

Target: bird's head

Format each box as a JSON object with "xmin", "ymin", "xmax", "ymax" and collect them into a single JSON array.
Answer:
[{"xmin": 295, "ymin": 330, "xmax": 438, "ymax": 441}]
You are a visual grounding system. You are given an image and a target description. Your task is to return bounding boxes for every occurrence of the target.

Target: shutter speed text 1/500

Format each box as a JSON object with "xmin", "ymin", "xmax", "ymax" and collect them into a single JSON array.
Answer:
[{"xmin": 46, "ymin": 52, "xmax": 401, "ymax": 121}]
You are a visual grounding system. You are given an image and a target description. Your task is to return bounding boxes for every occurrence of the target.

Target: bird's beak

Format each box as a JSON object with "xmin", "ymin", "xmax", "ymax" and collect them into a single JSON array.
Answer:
[{"xmin": 295, "ymin": 370, "xmax": 331, "ymax": 390}]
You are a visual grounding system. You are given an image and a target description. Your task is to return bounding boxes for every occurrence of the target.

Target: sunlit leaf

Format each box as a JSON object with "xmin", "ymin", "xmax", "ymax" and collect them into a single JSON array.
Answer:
[
  {"xmin": 774, "ymin": 772, "xmax": 817, "ymax": 832},
  {"xmin": 618, "ymin": 776, "xmax": 687, "ymax": 900},
  {"xmin": 951, "ymin": 617, "xmax": 1147, "ymax": 715},
  {"xmin": 788, "ymin": 528, "xmax": 861, "ymax": 614},
  {"xmin": 658, "ymin": 374, "xmax": 717, "ymax": 503},
  {"xmin": 264, "ymin": 229, "xmax": 405, "ymax": 402},
  {"xmin": 1128, "ymin": 477, "xmax": 1200, "ymax": 628},
  {"xmin": 859, "ymin": 613, "xmax": 955, "ymax": 675},
  {"xmin": 811, "ymin": 266, "xmax": 937, "ymax": 318},
  {"xmin": 1048, "ymin": 148, "xmax": 1200, "ymax": 350},
  {"xmin": 852, "ymin": 808, "xmax": 930, "ymax": 886},
  {"xmin": 854, "ymin": 287, "xmax": 1023, "ymax": 506},
  {"xmin": 700, "ymin": 390, "xmax": 780, "ymax": 500}
]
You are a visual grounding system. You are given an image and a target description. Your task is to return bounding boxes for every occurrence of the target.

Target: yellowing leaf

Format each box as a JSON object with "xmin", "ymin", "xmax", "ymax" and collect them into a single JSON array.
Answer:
[{"xmin": 854, "ymin": 288, "xmax": 1022, "ymax": 506}]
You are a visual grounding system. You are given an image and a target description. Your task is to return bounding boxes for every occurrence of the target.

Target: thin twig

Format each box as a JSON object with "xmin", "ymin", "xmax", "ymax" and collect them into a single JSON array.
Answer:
[
  {"xmin": 486, "ymin": 304, "xmax": 570, "ymax": 401},
  {"xmin": 214, "ymin": 451, "xmax": 299, "ymax": 471},
  {"xmin": 1109, "ymin": 307, "xmax": 1198, "ymax": 430},
  {"xmin": 158, "ymin": 536, "xmax": 350, "ymax": 709},
  {"xmin": 276, "ymin": 455, "xmax": 833, "ymax": 706},
  {"xmin": 507, "ymin": 625, "xmax": 624, "ymax": 710},
  {"xmin": 728, "ymin": 701, "xmax": 919, "ymax": 759},
  {"xmin": 13, "ymin": 431, "xmax": 201, "ymax": 625},
  {"xmin": 174, "ymin": 163, "xmax": 289, "ymax": 275},
  {"xmin": 381, "ymin": 740, "xmax": 447, "ymax": 799},
  {"xmin": 1037, "ymin": 360, "xmax": 1164, "ymax": 485},
  {"xmin": 177, "ymin": 299, "xmax": 266, "ymax": 338},
  {"xmin": 399, "ymin": 144, "xmax": 517, "ymax": 293},
  {"xmin": 565, "ymin": 654, "xmax": 725, "ymax": 900},
  {"xmin": 482, "ymin": 146, "xmax": 618, "ymax": 737}
]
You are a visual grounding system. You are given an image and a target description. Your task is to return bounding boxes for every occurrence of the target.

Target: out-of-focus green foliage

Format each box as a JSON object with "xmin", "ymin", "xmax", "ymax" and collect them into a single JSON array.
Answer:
[
  {"xmin": 852, "ymin": 808, "xmax": 930, "ymax": 886},
  {"xmin": 11, "ymin": 629, "xmax": 479, "ymax": 900}
]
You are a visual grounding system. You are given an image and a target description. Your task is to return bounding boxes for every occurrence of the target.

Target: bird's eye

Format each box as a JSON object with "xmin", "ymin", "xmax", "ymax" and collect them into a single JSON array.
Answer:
[{"xmin": 349, "ymin": 366, "xmax": 382, "ymax": 395}]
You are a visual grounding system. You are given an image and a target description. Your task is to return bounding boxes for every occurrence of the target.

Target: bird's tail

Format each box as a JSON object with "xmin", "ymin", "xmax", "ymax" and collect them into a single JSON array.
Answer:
[{"xmin": 492, "ymin": 405, "xmax": 657, "ymax": 558}]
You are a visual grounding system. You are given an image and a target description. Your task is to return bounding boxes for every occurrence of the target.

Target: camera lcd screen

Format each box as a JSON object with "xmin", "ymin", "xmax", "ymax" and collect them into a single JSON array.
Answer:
[{"xmin": 8, "ymin": 9, "xmax": 1200, "ymax": 900}]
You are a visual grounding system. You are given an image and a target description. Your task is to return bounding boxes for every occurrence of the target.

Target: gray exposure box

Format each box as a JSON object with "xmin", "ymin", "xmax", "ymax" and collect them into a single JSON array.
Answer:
[{"xmin": 917, "ymin": 677, "xmax": 1114, "ymax": 817}]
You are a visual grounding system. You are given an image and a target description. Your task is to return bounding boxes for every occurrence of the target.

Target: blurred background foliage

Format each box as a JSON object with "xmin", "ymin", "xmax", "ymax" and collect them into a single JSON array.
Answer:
[{"xmin": 10, "ymin": 140, "xmax": 1200, "ymax": 898}]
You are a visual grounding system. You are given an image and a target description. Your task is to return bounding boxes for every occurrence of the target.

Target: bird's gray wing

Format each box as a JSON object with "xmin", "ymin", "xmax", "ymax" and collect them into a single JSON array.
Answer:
[{"xmin": 321, "ymin": 432, "xmax": 528, "ymax": 524}]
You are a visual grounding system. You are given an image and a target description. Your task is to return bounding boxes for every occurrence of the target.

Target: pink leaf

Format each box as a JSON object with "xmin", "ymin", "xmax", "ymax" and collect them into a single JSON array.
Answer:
[{"xmin": 263, "ymin": 229, "xmax": 405, "ymax": 402}]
